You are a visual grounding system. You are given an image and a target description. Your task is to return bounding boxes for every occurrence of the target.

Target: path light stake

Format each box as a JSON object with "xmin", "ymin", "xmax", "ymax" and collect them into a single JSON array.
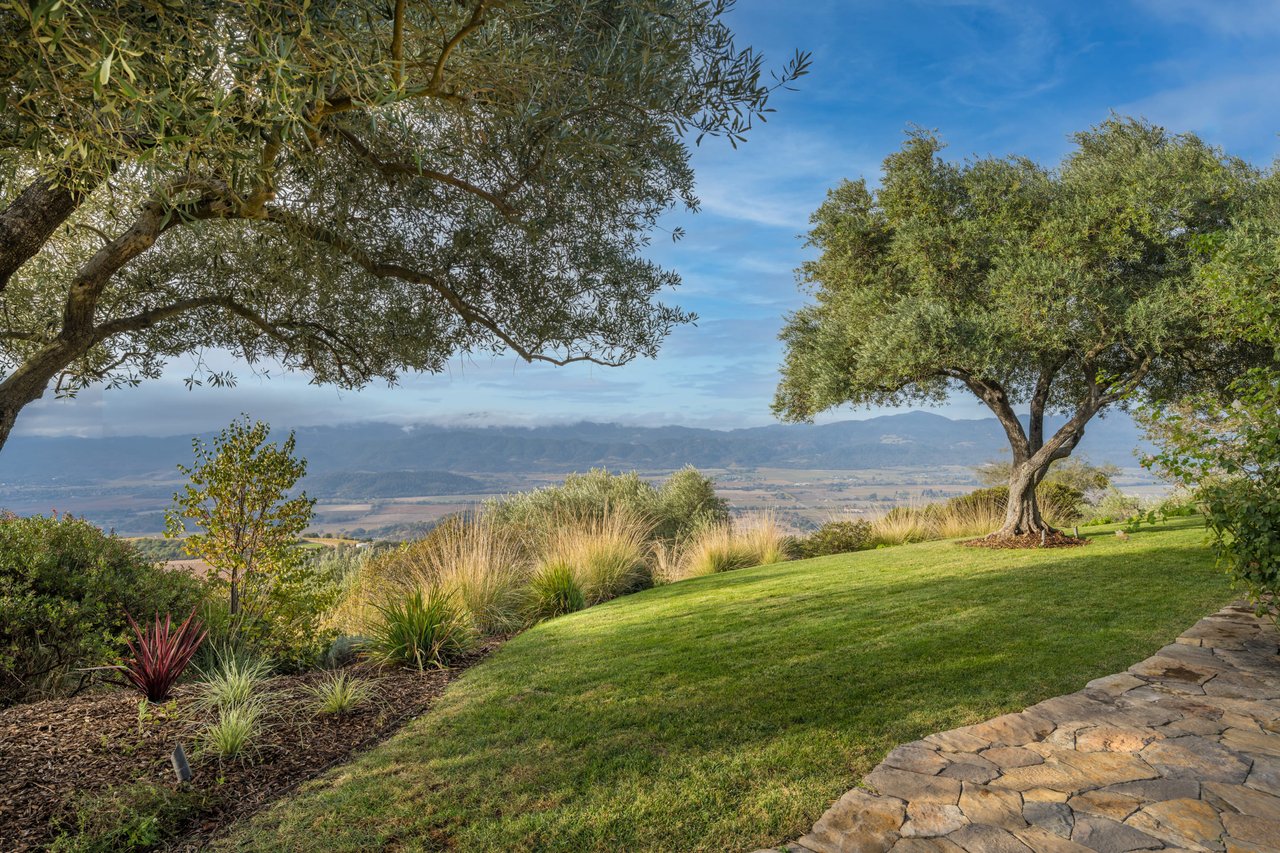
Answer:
[
  {"xmin": 171, "ymin": 743, "xmax": 192, "ymax": 783},
  {"xmin": 1041, "ymin": 530, "xmax": 1046, "ymax": 547},
  {"xmin": 1074, "ymin": 525, "xmax": 1079, "ymax": 539}
]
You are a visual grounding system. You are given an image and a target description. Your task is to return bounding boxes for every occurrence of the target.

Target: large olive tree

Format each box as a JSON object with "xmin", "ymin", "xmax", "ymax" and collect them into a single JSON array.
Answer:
[
  {"xmin": 0, "ymin": 0, "xmax": 807, "ymax": 449},
  {"xmin": 774, "ymin": 118, "xmax": 1269, "ymax": 541}
]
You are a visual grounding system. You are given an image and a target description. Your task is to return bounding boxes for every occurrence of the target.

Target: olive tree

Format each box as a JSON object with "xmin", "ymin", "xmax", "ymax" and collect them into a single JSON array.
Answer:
[
  {"xmin": 774, "ymin": 118, "xmax": 1268, "ymax": 541},
  {"xmin": 0, "ymin": 0, "xmax": 808, "ymax": 449}
]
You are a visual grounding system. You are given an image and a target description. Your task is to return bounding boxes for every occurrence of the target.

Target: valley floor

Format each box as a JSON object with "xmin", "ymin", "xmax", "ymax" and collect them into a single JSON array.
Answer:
[{"xmin": 216, "ymin": 518, "xmax": 1231, "ymax": 852}]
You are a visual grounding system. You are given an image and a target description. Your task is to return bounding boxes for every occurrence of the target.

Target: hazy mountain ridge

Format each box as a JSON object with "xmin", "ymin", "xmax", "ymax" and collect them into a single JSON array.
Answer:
[{"xmin": 1, "ymin": 411, "xmax": 1151, "ymax": 486}]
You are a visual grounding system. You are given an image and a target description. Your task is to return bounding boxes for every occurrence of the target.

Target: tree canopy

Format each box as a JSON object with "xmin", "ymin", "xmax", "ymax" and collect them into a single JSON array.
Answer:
[
  {"xmin": 774, "ymin": 117, "xmax": 1272, "ymax": 539},
  {"xmin": 0, "ymin": 0, "xmax": 807, "ymax": 448}
]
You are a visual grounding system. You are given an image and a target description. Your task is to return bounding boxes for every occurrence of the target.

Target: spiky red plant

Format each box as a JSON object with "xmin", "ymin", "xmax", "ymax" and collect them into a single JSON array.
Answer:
[{"xmin": 120, "ymin": 609, "xmax": 207, "ymax": 701}]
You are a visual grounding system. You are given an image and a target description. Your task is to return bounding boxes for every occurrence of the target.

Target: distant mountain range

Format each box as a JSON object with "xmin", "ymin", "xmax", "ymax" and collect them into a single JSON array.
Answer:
[{"xmin": 1, "ymin": 411, "xmax": 1152, "ymax": 487}]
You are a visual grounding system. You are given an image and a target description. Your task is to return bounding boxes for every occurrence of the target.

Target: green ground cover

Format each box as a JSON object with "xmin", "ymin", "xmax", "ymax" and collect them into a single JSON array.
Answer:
[{"xmin": 220, "ymin": 518, "xmax": 1231, "ymax": 852}]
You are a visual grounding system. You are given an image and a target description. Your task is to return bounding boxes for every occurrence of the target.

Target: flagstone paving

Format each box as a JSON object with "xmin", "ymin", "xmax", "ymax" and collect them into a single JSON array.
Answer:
[{"xmin": 760, "ymin": 604, "xmax": 1280, "ymax": 853}]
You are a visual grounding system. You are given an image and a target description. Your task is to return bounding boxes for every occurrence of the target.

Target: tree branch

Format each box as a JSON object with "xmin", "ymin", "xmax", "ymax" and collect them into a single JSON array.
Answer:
[
  {"xmin": 335, "ymin": 128, "xmax": 517, "ymax": 217},
  {"xmin": 0, "ymin": 175, "xmax": 87, "ymax": 293},
  {"xmin": 261, "ymin": 206, "xmax": 621, "ymax": 367}
]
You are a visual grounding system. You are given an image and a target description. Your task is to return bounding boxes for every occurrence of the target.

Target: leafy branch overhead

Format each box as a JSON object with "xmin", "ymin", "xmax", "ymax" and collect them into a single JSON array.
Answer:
[{"xmin": 0, "ymin": 0, "xmax": 810, "ymax": 448}]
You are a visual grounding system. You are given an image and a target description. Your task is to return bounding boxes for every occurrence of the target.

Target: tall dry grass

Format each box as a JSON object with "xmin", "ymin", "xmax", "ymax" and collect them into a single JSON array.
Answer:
[
  {"xmin": 536, "ymin": 510, "xmax": 653, "ymax": 605},
  {"xmin": 867, "ymin": 504, "xmax": 934, "ymax": 546},
  {"xmin": 329, "ymin": 515, "xmax": 527, "ymax": 636},
  {"xmin": 932, "ymin": 497, "xmax": 1005, "ymax": 540},
  {"xmin": 656, "ymin": 512, "xmax": 794, "ymax": 584}
]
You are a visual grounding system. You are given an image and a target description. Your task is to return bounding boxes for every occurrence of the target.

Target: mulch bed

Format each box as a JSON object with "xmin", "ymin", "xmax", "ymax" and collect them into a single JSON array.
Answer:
[
  {"xmin": 0, "ymin": 643, "xmax": 497, "ymax": 852},
  {"xmin": 962, "ymin": 530, "xmax": 1090, "ymax": 549}
]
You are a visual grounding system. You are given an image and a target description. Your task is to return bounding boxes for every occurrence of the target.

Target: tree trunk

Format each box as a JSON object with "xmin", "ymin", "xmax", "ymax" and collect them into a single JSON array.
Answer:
[{"xmin": 992, "ymin": 463, "xmax": 1056, "ymax": 538}]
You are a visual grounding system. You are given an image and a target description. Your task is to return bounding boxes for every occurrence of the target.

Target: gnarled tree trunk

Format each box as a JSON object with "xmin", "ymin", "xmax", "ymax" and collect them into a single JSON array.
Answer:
[{"xmin": 994, "ymin": 463, "xmax": 1055, "ymax": 538}]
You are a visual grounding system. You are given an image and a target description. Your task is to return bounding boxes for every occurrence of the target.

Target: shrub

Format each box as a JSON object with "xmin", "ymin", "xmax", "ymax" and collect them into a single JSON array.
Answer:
[
  {"xmin": 194, "ymin": 647, "xmax": 273, "ymax": 713},
  {"xmin": 538, "ymin": 511, "xmax": 652, "ymax": 605},
  {"xmin": 486, "ymin": 467, "xmax": 728, "ymax": 543},
  {"xmin": 49, "ymin": 780, "xmax": 212, "ymax": 853},
  {"xmin": 654, "ymin": 466, "xmax": 731, "ymax": 539},
  {"xmin": 526, "ymin": 560, "xmax": 587, "ymax": 620},
  {"xmin": 487, "ymin": 469, "xmax": 660, "ymax": 533},
  {"xmin": 0, "ymin": 514, "xmax": 204, "ymax": 707},
  {"xmin": 797, "ymin": 519, "xmax": 873, "ymax": 558},
  {"xmin": 119, "ymin": 610, "xmax": 206, "ymax": 702},
  {"xmin": 1143, "ymin": 371, "xmax": 1280, "ymax": 611},
  {"xmin": 306, "ymin": 670, "xmax": 372, "ymax": 715},
  {"xmin": 201, "ymin": 701, "xmax": 263, "ymax": 758},
  {"xmin": 364, "ymin": 589, "xmax": 475, "ymax": 670}
]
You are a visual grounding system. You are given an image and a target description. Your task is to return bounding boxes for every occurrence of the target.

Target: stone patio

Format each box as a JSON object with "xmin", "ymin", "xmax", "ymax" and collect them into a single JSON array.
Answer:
[{"xmin": 760, "ymin": 603, "xmax": 1280, "ymax": 853}]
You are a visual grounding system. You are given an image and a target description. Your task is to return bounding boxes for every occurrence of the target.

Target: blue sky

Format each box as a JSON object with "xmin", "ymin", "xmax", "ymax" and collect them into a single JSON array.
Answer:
[{"xmin": 22, "ymin": 0, "xmax": 1280, "ymax": 437}]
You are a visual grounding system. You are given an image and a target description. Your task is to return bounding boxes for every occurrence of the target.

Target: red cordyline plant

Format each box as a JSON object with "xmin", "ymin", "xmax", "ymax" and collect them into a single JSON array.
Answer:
[{"xmin": 119, "ymin": 609, "xmax": 207, "ymax": 702}]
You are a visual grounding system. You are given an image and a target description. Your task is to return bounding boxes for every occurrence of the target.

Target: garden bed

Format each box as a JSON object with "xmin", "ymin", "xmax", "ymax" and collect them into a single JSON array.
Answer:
[{"xmin": 0, "ymin": 644, "xmax": 496, "ymax": 851}]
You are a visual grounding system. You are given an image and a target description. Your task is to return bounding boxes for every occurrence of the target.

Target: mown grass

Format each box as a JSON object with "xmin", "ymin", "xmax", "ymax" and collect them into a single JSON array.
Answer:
[{"xmin": 218, "ymin": 518, "xmax": 1230, "ymax": 852}]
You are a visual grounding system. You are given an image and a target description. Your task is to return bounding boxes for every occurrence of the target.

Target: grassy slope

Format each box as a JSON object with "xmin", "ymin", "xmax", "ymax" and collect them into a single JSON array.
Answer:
[{"xmin": 221, "ymin": 519, "xmax": 1231, "ymax": 852}]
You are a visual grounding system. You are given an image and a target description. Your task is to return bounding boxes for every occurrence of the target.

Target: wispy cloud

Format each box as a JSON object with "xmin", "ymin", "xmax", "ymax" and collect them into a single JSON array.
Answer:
[
  {"xmin": 1133, "ymin": 0, "xmax": 1280, "ymax": 36},
  {"xmin": 1117, "ymin": 65, "xmax": 1280, "ymax": 156}
]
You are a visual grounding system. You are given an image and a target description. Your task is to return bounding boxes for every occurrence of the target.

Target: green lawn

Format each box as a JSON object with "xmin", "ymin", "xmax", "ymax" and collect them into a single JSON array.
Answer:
[{"xmin": 219, "ymin": 519, "xmax": 1231, "ymax": 852}]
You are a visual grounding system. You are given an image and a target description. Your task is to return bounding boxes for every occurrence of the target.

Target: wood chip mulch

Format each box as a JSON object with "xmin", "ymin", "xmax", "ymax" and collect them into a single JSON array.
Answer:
[
  {"xmin": 962, "ymin": 530, "xmax": 1090, "ymax": 549},
  {"xmin": 0, "ymin": 643, "xmax": 497, "ymax": 852}
]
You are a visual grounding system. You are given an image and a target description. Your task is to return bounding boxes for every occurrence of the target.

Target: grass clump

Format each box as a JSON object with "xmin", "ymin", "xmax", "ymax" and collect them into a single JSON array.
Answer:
[
  {"xmin": 539, "ymin": 511, "xmax": 652, "ymax": 605},
  {"xmin": 331, "ymin": 516, "xmax": 526, "ymax": 637},
  {"xmin": 658, "ymin": 514, "xmax": 794, "ymax": 582},
  {"xmin": 194, "ymin": 647, "xmax": 272, "ymax": 713},
  {"xmin": 364, "ymin": 589, "xmax": 474, "ymax": 670},
  {"xmin": 736, "ymin": 511, "xmax": 793, "ymax": 566},
  {"xmin": 526, "ymin": 560, "xmax": 587, "ymax": 621},
  {"xmin": 306, "ymin": 670, "xmax": 373, "ymax": 715},
  {"xmin": 201, "ymin": 701, "xmax": 263, "ymax": 759},
  {"xmin": 681, "ymin": 524, "xmax": 759, "ymax": 576}
]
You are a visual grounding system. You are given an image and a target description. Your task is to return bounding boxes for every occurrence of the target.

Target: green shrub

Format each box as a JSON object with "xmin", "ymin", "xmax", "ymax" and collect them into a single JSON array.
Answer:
[
  {"xmin": 0, "ymin": 514, "xmax": 204, "ymax": 707},
  {"xmin": 48, "ymin": 780, "xmax": 211, "ymax": 852},
  {"xmin": 486, "ymin": 467, "xmax": 728, "ymax": 543},
  {"xmin": 797, "ymin": 519, "xmax": 873, "ymax": 558},
  {"xmin": 654, "ymin": 466, "xmax": 731, "ymax": 540},
  {"xmin": 306, "ymin": 670, "xmax": 373, "ymax": 715},
  {"xmin": 526, "ymin": 560, "xmax": 586, "ymax": 620},
  {"xmin": 365, "ymin": 590, "xmax": 475, "ymax": 670},
  {"xmin": 1144, "ymin": 372, "xmax": 1280, "ymax": 611}
]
